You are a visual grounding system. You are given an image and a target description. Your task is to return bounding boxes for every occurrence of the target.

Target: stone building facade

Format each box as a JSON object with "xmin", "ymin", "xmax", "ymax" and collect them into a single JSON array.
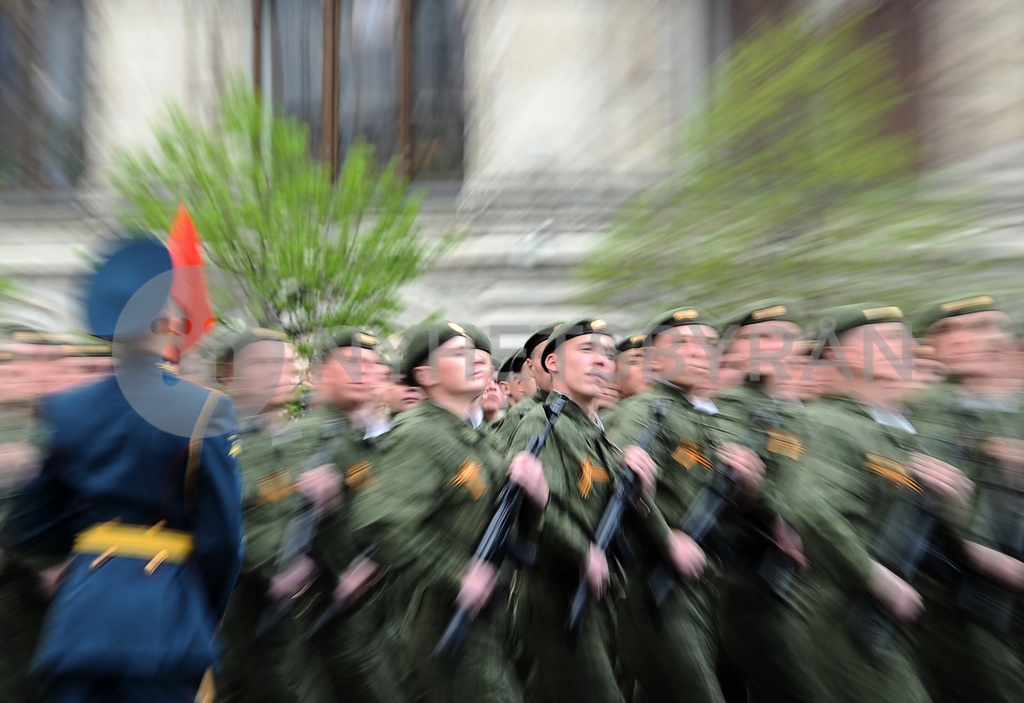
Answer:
[{"xmin": 0, "ymin": 0, "xmax": 1021, "ymax": 344}]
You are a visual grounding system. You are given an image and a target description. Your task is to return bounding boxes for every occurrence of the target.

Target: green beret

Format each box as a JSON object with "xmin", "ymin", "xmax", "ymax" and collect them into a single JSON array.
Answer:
[
  {"xmin": 616, "ymin": 334, "xmax": 646, "ymax": 354},
  {"xmin": 642, "ymin": 307, "xmax": 716, "ymax": 345},
  {"xmin": 401, "ymin": 320, "xmax": 492, "ymax": 383},
  {"xmin": 497, "ymin": 348, "xmax": 528, "ymax": 380},
  {"xmin": 813, "ymin": 303, "xmax": 905, "ymax": 354},
  {"xmin": 916, "ymin": 294, "xmax": 1003, "ymax": 335},
  {"xmin": 220, "ymin": 327, "xmax": 289, "ymax": 365},
  {"xmin": 541, "ymin": 317, "xmax": 614, "ymax": 371},
  {"xmin": 523, "ymin": 322, "xmax": 563, "ymax": 358},
  {"xmin": 329, "ymin": 327, "xmax": 381, "ymax": 352},
  {"xmin": 721, "ymin": 299, "xmax": 797, "ymax": 333}
]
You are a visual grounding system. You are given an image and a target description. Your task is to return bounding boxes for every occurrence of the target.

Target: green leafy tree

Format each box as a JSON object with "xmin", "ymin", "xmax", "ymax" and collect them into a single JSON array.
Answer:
[
  {"xmin": 112, "ymin": 76, "xmax": 456, "ymax": 350},
  {"xmin": 579, "ymin": 9, "xmax": 996, "ymax": 321}
]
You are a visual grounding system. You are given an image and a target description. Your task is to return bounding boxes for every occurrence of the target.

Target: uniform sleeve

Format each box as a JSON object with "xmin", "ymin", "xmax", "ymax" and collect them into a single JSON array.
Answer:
[
  {"xmin": 5, "ymin": 396, "xmax": 77, "ymax": 556},
  {"xmin": 790, "ymin": 430, "xmax": 875, "ymax": 594},
  {"xmin": 189, "ymin": 393, "xmax": 245, "ymax": 622},
  {"xmin": 350, "ymin": 436, "xmax": 473, "ymax": 595},
  {"xmin": 606, "ymin": 397, "xmax": 672, "ymax": 555},
  {"xmin": 509, "ymin": 417, "xmax": 593, "ymax": 576}
]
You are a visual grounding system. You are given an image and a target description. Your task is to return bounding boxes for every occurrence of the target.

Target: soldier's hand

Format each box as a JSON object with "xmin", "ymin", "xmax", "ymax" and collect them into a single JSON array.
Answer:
[
  {"xmin": 623, "ymin": 445, "xmax": 657, "ymax": 500},
  {"xmin": 964, "ymin": 541, "xmax": 1024, "ymax": 591},
  {"xmin": 771, "ymin": 517, "xmax": 807, "ymax": 571},
  {"xmin": 267, "ymin": 555, "xmax": 317, "ymax": 604},
  {"xmin": 867, "ymin": 562, "xmax": 923, "ymax": 623},
  {"xmin": 666, "ymin": 529, "xmax": 705, "ymax": 581},
  {"xmin": 334, "ymin": 555, "xmax": 380, "ymax": 606},
  {"xmin": 584, "ymin": 543, "xmax": 610, "ymax": 598},
  {"xmin": 717, "ymin": 443, "xmax": 764, "ymax": 496},
  {"xmin": 908, "ymin": 453, "xmax": 973, "ymax": 511},
  {"xmin": 38, "ymin": 560, "xmax": 70, "ymax": 600},
  {"xmin": 456, "ymin": 559, "xmax": 498, "ymax": 616},
  {"xmin": 297, "ymin": 463, "xmax": 343, "ymax": 517},
  {"xmin": 508, "ymin": 452, "xmax": 549, "ymax": 508},
  {"xmin": 982, "ymin": 437, "xmax": 1024, "ymax": 479}
]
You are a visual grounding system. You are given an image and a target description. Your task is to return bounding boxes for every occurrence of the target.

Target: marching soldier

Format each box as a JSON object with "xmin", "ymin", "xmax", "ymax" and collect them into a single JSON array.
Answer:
[
  {"xmin": 216, "ymin": 328, "xmax": 336, "ymax": 703},
  {"xmin": 613, "ymin": 333, "xmax": 652, "ymax": 401},
  {"xmin": 711, "ymin": 300, "xmax": 827, "ymax": 703},
  {"xmin": 492, "ymin": 322, "xmax": 562, "ymax": 450},
  {"xmin": 303, "ymin": 328, "xmax": 401, "ymax": 703},
  {"xmin": 909, "ymin": 295, "xmax": 1024, "ymax": 703},
  {"xmin": 509, "ymin": 317, "xmax": 663, "ymax": 703},
  {"xmin": 4, "ymin": 238, "xmax": 244, "ymax": 702},
  {"xmin": 606, "ymin": 307, "xmax": 766, "ymax": 703},
  {"xmin": 351, "ymin": 321, "xmax": 548, "ymax": 702},
  {"xmin": 794, "ymin": 303, "xmax": 973, "ymax": 703},
  {"xmin": 496, "ymin": 349, "xmax": 537, "ymax": 410},
  {"xmin": 481, "ymin": 359, "xmax": 507, "ymax": 427},
  {"xmin": 383, "ymin": 360, "xmax": 424, "ymax": 417}
]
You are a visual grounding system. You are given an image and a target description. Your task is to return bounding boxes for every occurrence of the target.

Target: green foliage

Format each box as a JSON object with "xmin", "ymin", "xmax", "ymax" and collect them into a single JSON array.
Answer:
[
  {"xmin": 579, "ymin": 9, "xmax": 992, "ymax": 322},
  {"xmin": 111, "ymin": 76, "xmax": 457, "ymax": 351}
]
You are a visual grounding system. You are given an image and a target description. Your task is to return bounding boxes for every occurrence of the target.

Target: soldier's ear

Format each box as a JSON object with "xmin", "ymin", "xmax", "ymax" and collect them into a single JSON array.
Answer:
[
  {"xmin": 545, "ymin": 352, "xmax": 558, "ymax": 376},
  {"xmin": 412, "ymin": 364, "xmax": 433, "ymax": 389}
]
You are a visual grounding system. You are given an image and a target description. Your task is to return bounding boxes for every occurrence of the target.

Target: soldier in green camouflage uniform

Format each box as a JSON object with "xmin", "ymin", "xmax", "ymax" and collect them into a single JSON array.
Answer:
[
  {"xmin": 492, "ymin": 323, "xmax": 561, "ymax": 450},
  {"xmin": 303, "ymin": 328, "xmax": 403, "ymax": 703},
  {"xmin": 605, "ymin": 307, "xmax": 767, "ymax": 703},
  {"xmin": 496, "ymin": 349, "xmax": 536, "ymax": 415},
  {"xmin": 216, "ymin": 329, "xmax": 332, "ymax": 703},
  {"xmin": 794, "ymin": 304, "xmax": 974, "ymax": 703},
  {"xmin": 909, "ymin": 295, "xmax": 1024, "ymax": 703},
  {"xmin": 510, "ymin": 318, "xmax": 665, "ymax": 703},
  {"xmin": 710, "ymin": 301, "xmax": 827, "ymax": 703},
  {"xmin": 351, "ymin": 321, "xmax": 548, "ymax": 702},
  {"xmin": 0, "ymin": 388, "xmax": 52, "ymax": 703}
]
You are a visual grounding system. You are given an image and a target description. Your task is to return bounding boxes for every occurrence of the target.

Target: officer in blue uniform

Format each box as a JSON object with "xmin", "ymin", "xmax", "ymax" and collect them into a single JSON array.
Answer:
[{"xmin": 4, "ymin": 237, "xmax": 244, "ymax": 703}]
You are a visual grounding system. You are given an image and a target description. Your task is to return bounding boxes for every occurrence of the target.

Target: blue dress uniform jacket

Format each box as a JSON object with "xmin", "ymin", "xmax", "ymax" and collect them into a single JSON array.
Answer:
[{"xmin": 7, "ymin": 354, "xmax": 244, "ymax": 682}]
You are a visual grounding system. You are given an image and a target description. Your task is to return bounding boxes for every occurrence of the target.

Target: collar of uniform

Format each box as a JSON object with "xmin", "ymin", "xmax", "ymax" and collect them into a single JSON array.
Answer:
[
  {"xmin": 956, "ymin": 392, "xmax": 1020, "ymax": 415},
  {"xmin": 547, "ymin": 391, "xmax": 604, "ymax": 432},
  {"xmin": 865, "ymin": 405, "xmax": 917, "ymax": 435},
  {"xmin": 653, "ymin": 380, "xmax": 719, "ymax": 416},
  {"xmin": 423, "ymin": 399, "xmax": 488, "ymax": 434}
]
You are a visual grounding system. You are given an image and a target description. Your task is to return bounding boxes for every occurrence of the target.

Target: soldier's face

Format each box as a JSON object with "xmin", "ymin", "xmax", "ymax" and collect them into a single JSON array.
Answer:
[
  {"xmin": 418, "ymin": 335, "xmax": 491, "ymax": 397},
  {"xmin": 322, "ymin": 346, "xmax": 383, "ymax": 410},
  {"xmin": 386, "ymin": 379, "xmax": 423, "ymax": 413},
  {"xmin": 650, "ymin": 325, "xmax": 718, "ymax": 390},
  {"xmin": 930, "ymin": 311, "xmax": 1013, "ymax": 380},
  {"xmin": 526, "ymin": 345, "xmax": 554, "ymax": 393},
  {"xmin": 615, "ymin": 348, "xmax": 651, "ymax": 399},
  {"xmin": 232, "ymin": 340, "xmax": 297, "ymax": 410},
  {"xmin": 840, "ymin": 323, "xmax": 912, "ymax": 384},
  {"xmin": 724, "ymin": 321, "xmax": 800, "ymax": 380},
  {"xmin": 547, "ymin": 334, "xmax": 616, "ymax": 403},
  {"xmin": 480, "ymin": 377, "xmax": 506, "ymax": 414}
]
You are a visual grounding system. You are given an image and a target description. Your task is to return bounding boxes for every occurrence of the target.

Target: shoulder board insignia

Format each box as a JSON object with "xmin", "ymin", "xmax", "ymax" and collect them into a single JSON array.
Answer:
[
  {"xmin": 672, "ymin": 438, "xmax": 714, "ymax": 471},
  {"xmin": 453, "ymin": 459, "xmax": 486, "ymax": 501},
  {"xmin": 344, "ymin": 460, "xmax": 376, "ymax": 491},
  {"xmin": 864, "ymin": 452, "xmax": 921, "ymax": 492},
  {"xmin": 228, "ymin": 432, "xmax": 242, "ymax": 458},
  {"xmin": 578, "ymin": 457, "xmax": 611, "ymax": 499},
  {"xmin": 255, "ymin": 469, "xmax": 298, "ymax": 505},
  {"xmin": 765, "ymin": 428, "xmax": 804, "ymax": 461}
]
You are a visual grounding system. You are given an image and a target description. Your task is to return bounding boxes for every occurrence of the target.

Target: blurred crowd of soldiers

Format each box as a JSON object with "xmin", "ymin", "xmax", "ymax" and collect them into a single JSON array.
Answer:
[{"xmin": 2, "ymin": 247, "xmax": 1024, "ymax": 703}]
